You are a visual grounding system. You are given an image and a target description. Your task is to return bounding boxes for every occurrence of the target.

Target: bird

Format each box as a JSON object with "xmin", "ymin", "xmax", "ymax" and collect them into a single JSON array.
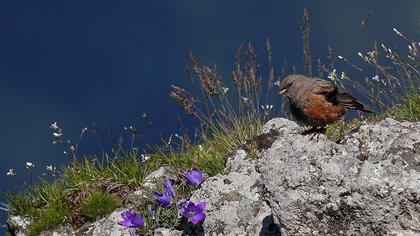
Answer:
[{"xmin": 279, "ymin": 74, "xmax": 373, "ymax": 138}]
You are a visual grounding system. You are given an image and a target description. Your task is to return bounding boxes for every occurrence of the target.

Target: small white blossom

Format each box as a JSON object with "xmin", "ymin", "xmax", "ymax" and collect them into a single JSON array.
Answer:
[
  {"xmin": 69, "ymin": 146, "xmax": 75, "ymax": 152},
  {"xmin": 273, "ymin": 80, "xmax": 281, "ymax": 87},
  {"xmin": 372, "ymin": 75, "xmax": 380, "ymax": 82},
  {"xmin": 198, "ymin": 145, "xmax": 203, "ymax": 151},
  {"xmin": 50, "ymin": 122, "xmax": 59, "ymax": 130},
  {"xmin": 340, "ymin": 72, "xmax": 347, "ymax": 80},
  {"xmin": 53, "ymin": 132, "xmax": 62, "ymax": 138},
  {"xmin": 261, "ymin": 105, "xmax": 274, "ymax": 116},
  {"xmin": 337, "ymin": 55, "xmax": 346, "ymax": 61},
  {"xmin": 241, "ymin": 97, "xmax": 249, "ymax": 102},
  {"xmin": 221, "ymin": 87, "xmax": 229, "ymax": 95},
  {"xmin": 327, "ymin": 69, "xmax": 337, "ymax": 81},
  {"xmin": 393, "ymin": 28, "xmax": 404, "ymax": 38},
  {"xmin": 124, "ymin": 126, "xmax": 137, "ymax": 134},
  {"xmin": 46, "ymin": 165, "xmax": 56, "ymax": 176},
  {"xmin": 141, "ymin": 154, "xmax": 150, "ymax": 162},
  {"xmin": 358, "ymin": 52, "xmax": 363, "ymax": 58},
  {"xmin": 26, "ymin": 162, "xmax": 35, "ymax": 170},
  {"xmin": 7, "ymin": 169, "xmax": 16, "ymax": 177}
]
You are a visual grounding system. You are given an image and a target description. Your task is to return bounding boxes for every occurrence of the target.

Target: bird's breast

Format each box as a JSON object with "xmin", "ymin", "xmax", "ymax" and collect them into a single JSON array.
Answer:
[{"xmin": 302, "ymin": 95, "xmax": 346, "ymax": 126}]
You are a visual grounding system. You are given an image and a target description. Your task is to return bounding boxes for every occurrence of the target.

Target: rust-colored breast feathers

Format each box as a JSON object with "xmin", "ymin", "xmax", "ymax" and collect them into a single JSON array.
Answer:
[{"xmin": 304, "ymin": 95, "xmax": 345, "ymax": 126}]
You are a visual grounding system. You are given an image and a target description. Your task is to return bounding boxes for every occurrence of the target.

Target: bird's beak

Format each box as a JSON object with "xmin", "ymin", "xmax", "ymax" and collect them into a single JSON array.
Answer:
[{"xmin": 279, "ymin": 89, "xmax": 286, "ymax": 95}]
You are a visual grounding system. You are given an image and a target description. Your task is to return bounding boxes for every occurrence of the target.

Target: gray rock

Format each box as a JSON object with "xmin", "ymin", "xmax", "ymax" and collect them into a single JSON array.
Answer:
[
  {"xmin": 154, "ymin": 228, "xmax": 183, "ymax": 236},
  {"xmin": 259, "ymin": 118, "xmax": 420, "ymax": 235},
  {"xmin": 82, "ymin": 209, "xmax": 132, "ymax": 236},
  {"xmin": 7, "ymin": 215, "xmax": 33, "ymax": 236},
  {"xmin": 125, "ymin": 166, "xmax": 177, "ymax": 207},
  {"xmin": 190, "ymin": 149, "xmax": 278, "ymax": 236}
]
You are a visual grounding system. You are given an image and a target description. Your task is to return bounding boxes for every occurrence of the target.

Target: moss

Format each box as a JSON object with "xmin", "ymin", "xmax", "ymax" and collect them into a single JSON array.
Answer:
[{"xmin": 80, "ymin": 192, "xmax": 121, "ymax": 221}]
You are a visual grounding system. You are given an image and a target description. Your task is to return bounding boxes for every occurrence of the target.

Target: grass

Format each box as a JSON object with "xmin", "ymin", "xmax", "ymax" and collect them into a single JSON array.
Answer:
[
  {"xmin": 80, "ymin": 192, "xmax": 121, "ymax": 221},
  {"xmin": 28, "ymin": 203, "xmax": 70, "ymax": 236},
  {"xmin": 5, "ymin": 8, "xmax": 420, "ymax": 235},
  {"xmin": 326, "ymin": 94, "xmax": 420, "ymax": 142}
]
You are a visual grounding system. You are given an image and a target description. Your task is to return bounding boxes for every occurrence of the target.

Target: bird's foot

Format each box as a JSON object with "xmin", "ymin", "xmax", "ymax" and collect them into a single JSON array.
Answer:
[{"xmin": 301, "ymin": 126, "xmax": 326, "ymax": 141}]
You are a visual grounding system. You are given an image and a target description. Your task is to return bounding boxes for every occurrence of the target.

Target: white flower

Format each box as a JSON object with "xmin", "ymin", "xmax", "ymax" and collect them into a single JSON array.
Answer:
[
  {"xmin": 273, "ymin": 80, "xmax": 281, "ymax": 87},
  {"xmin": 50, "ymin": 122, "xmax": 59, "ymax": 130},
  {"xmin": 69, "ymin": 146, "xmax": 75, "ymax": 152},
  {"xmin": 261, "ymin": 105, "xmax": 273, "ymax": 110},
  {"xmin": 141, "ymin": 154, "xmax": 150, "ymax": 162},
  {"xmin": 221, "ymin": 87, "xmax": 229, "ymax": 95},
  {"xmin": 358, "ymin": 52, "xmax": 363, "ymax": 58},
  {"xmin": 81, "ymin": 127, "xmax": 88, "ymax": 133},
  {"xmin": 26, "ymin": 162, "xmax": 35, "ymax": 170},
  {"xmin": 327, "ymin": 69, "xmax": 337, "ymax": 81},
  {"xmin": 340, "ymin": 72, "xmax": 347, "ymax": 80},
  {"xmin": 7, "ymin": 169, "xmax": 16, "ymax": 177},
  {"xmin": 372, "ymin": 75, "xmax": 380, "ymax": 82},
  {"xmin": 53, "ymin": 132, "xmax": 62, "ymax": 138},
  {"xmin": 46, "ymin": 165, "xmax": 56, "ymax": 175},
  {"xmin": 198, "ymin": 145, "xmax": 203, "ymax": 151},
  {"xmin": 393, "ymin": 28, "xmax": 404, "ymax": 38},
  {"xmin": 241, "ymin": 97, "xmax": 249, "ymax": 102}
]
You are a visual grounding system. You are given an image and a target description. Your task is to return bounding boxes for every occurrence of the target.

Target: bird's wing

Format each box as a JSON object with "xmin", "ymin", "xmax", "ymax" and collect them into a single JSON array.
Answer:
[
  {"xmin": 310, "ymin": 79, "xmax": 337, "ymax": 95},
  {"xmin": 310, "ymin": 79, "xmax": 373, "ymax": 113}
]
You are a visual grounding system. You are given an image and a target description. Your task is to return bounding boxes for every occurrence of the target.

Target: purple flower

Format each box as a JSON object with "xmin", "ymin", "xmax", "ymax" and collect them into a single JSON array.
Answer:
[
  {"xmin": 164, "ymin": 179, "xmax": 175, "ymax": 197},
  {"xmin": 183, "ymin": 168, "xmax": 203, "ymax": 187},
  {"xmin": 118, "ymin": 210, "xmax": 145, "ymax": 229},
  {"xmin": 178, "ymin": 199, "xmax": 188, "ymax": 209},
  {"xmin": 180, "ymin": 201, "xmax": 206, "ymax": 224},
  {"xmin": 153, "ymin": 191, "xmax": 171, "ymax": 208}
]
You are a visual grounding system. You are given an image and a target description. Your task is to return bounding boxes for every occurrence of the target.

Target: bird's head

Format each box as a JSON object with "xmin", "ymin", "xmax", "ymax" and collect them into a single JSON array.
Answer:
[{"xmin": 279, "ymin": 75, "xmax": 297, "ymax": 96}]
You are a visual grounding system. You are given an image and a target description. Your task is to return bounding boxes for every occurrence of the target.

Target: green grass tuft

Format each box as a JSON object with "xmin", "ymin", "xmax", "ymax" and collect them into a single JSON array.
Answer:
[
  {"xmin": 80, "ymin": 192, "xmax": 121, "ymax": 221},
  {"xmin": 28, "ymin": 204, "xmax": 70, "ymax": 236},
  {"xmin": 6, "ymin": 193, "xmax": 37, "ymax": 217}
]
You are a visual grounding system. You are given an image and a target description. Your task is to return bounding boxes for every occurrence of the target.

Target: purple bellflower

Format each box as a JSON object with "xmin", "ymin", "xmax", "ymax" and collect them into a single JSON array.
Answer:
[
  {"xmin": 180, "ymin": 201, "xmax": 206, "ymax": 224},
  {"xmin": 118, "ymin": 210, "xmax": 145, "ymax": 229},
  {"xmin": 164, "ymin": 179, "xmax": 175, "ymax": 197},
  {"xmin": 153, "ymin": 179, "xmax": 176, "ymax": 208},
  {"xmin": 183, "ymin": 168, "xmax": 203, "ymax": 187},
  {"xmin": 153, "ymin": 191, "xmax": 171, "ymax": 208}
]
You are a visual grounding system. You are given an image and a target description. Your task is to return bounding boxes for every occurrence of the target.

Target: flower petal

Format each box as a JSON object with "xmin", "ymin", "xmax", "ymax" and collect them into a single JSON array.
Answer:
[
  {"xmin": 118, "ymin": 219, "xmax": 134, "ymax": 228},
  {"xmin": 164, "ymin": 179, "xmax": 175, "ymax": 197},
  {"xmin": 131, "ymin": 214, "xmax": 145, "ymax": 228},
  {"xmin": 190, "ymin": 212, "xmax": 206, "ymax": 224},
  {"xmin": 195, "ymin": 201, "xmax": 206, "ymax": 212}
]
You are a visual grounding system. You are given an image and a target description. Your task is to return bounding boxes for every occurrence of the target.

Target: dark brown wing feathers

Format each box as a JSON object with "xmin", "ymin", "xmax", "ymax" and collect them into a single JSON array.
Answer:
[{"xmin": 313, "ymin": 82, "xmax": 373, "ymax": 113}]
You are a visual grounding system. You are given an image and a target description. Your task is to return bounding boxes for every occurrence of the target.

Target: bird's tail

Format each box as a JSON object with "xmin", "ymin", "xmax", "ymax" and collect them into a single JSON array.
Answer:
[{"xmin": 334, "ymin": 93, "xmax": 374, "ymax": 113}]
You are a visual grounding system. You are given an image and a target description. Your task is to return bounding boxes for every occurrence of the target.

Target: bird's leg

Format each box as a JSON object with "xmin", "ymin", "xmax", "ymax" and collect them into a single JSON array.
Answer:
[
  {"xmin": 310, "ymin": 126, "xmax": 326, "ymax": 141},
  {"xmin": 301, "ymin": 126, "xmax": 326, "ymax": 141},
  {"xmin": 301, "ymin": 127, "xmax": 319, "ymax": 135}
]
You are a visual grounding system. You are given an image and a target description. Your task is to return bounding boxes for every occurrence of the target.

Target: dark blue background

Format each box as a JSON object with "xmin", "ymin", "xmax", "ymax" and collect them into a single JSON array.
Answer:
[{"xmin": 0, "ymin": 0, "xmax": 419, "ymax": 228}]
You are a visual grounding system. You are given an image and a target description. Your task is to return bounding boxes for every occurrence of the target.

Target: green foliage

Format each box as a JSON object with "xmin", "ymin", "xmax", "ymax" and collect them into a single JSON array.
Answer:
[
  {"xmin": 6, "ymin": 193, "xmax": 37, "ymax": 217},
  {"xmin": 389, "ymin": 95, "xmax": 420, "ymax": 122},
  {"xmin": 80, "ymin": 192, "xmax": 121, "ymax": 221},
  {"xmin": 28, "ymin": 204, "xmax": 70, "ymax": 236}
]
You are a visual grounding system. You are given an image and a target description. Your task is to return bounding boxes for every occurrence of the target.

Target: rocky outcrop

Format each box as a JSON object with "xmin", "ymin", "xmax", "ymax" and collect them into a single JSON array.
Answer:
[
  {"xmin": 8, "ymin": 118, "xmax": 420, "ymax": 236},
  {"xmin": 189, "ymin": 149, "xmax": 279, "ymax": 236},
  {"xmin": 260, "ymin": 118, "xmax": 420, "ymax": 235}
]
